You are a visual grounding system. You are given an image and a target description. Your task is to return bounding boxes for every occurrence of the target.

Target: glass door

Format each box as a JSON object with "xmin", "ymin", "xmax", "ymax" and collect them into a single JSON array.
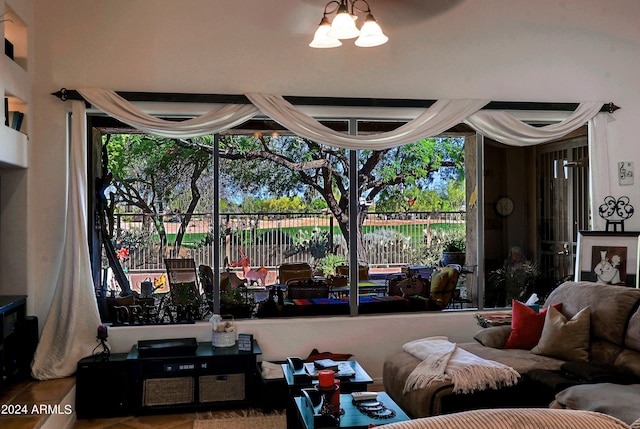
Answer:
[{"xmin": 537, "ymin": 135, "xmax": 589, "ymax": 288}]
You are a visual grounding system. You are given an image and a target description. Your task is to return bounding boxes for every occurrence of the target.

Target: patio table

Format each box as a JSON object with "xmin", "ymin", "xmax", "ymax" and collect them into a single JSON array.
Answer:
[{"xmin": 330, "ymin": 279, "xmax": 388, "ymax": 298}]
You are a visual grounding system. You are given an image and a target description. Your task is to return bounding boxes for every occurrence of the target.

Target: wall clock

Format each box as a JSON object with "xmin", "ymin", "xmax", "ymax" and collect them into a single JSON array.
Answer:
[{"xmin": 496, "ymin": 196, "xmax": 514, "ymax": 217}]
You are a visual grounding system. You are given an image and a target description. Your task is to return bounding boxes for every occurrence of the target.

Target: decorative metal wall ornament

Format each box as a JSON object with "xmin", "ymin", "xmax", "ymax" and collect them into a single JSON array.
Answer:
[{"xmin": 598, "ymin": 196, "xmax": 634, "ymax": 232}]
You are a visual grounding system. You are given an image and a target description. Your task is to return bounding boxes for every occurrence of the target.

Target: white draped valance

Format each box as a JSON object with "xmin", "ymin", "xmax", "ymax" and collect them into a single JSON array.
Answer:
[
  {"xmin": 78, "ymin": 88, "xmax": 259, "ymax": 138},
  {"xmin": 465, "ymin": 102, "xmax": 604, "ymax": 146},
  {"xmin": 245, "ymin": 93, "xmax": 490, "ymax": 150},
  {"xmin": 78, "ymin": 88, "xmax": 604, "ymax": 149}
]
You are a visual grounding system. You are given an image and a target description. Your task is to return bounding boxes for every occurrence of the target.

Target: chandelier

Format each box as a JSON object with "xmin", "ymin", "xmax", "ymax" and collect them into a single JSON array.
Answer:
[{"xmin": 309, "ymin": 0, "xmax": 389, "ymax": 48}]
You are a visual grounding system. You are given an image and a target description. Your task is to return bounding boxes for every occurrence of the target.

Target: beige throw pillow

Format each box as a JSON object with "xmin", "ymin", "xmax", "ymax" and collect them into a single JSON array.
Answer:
[{"xmin": 531, "ymin": 305, "xmax": 590, "ymax": 361}]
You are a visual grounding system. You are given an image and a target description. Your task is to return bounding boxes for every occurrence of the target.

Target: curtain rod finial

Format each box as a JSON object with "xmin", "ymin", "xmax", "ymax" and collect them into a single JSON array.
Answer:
[
  {"xmin": 52, "ymin": 88, "xmax": 68, "ymax": 101},
  {"xmin": 608, "ymin": 102, "xmax": 620, "ymax": 114},
  {"xmin": 60, "ymin": 88, "xmax": 68, "ymax": 101}
]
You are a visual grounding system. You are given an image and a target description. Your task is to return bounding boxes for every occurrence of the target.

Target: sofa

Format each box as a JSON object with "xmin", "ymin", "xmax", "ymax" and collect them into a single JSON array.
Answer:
[
  {"xmin": 381, "ymin": 408, "xmax": 635, "ymax": 429},
  {"xmin": 383, "ymin": 281, "xmax": 640, "ymax": 419}
]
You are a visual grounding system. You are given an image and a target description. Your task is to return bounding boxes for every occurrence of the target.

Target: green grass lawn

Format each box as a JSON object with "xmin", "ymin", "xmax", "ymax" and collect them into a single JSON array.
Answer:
[
  {"xmin": 160, "ymin": 222, "xmax": 463, "ymax": 248},
  {"xmin": 165, "ymin": 233, "xmax": 209, "ymax": 248}
]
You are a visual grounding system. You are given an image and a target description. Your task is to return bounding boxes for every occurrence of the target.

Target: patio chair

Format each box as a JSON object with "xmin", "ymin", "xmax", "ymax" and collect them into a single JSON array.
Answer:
[
  {"xmin": 164, "ymin": 258, "xmax": 200, "ymax": 289},
  {"xmin": 335, "ymin": 265, "xmax": 369, "ymax": 280},
  {"xmin": 278, "ymin": 262, "xmax": 312, "ymax": 284},
  {"xmin": 164, "ymin": 258, "xmax": 204, "ymax": 321}
]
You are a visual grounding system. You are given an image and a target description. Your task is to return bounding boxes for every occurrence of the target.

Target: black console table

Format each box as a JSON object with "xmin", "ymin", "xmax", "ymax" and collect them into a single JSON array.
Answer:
[
  {"xmin": 0, "ymin": 296, "xmax": 37, "ymax": 388},
  {"xmin": 76, "ymin": 339, "xmax": 262, "ymax": 418}
]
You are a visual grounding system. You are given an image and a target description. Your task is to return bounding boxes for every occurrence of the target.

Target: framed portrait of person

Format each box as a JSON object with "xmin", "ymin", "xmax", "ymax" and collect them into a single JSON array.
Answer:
[{"xmin": 575, "ymin": 231, "xmax": 640, "ymax": 288}]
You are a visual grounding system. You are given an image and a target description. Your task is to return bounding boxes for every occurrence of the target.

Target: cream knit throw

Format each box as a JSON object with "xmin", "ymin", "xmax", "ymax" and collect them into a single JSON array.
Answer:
[{"xmin": 402, "ymin": 336, "xmax": 520, "ymax": 394}]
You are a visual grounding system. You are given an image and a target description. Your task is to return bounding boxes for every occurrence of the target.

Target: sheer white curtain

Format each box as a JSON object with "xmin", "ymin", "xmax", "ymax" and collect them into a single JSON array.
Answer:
[
  {"xmin": 78, "ymin": 89, "xmax": 605, "ymax": 151},
  {"xmin": 78, "ymin": 88, "xmax": 259, "ymax": 138},
  {"xmin": 464, "ymin": 102, "xmax": 604, "ymax": 146},
  {"xmin": 246, "ymin": 93, "xmax": 489, "ymax": 150},
  {"xmin": 32, "ymin": 101, "xmax": 101, "ymax": 380},
  {"xmin": 588, "ymin": 113, "xmax": 612, "ymax": 231}
]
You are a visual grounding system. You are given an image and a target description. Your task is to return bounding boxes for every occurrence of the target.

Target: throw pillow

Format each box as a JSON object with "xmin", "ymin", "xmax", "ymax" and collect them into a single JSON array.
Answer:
[
  {"xmin": 504, "ymin": 300, "xmax": 563, "ymax": 350},
  {"xmin": 429, "ymin": 270, "xmax": 451, "ymax": 308},
  {"xmin": 531, "ymin": 306, "xmax": 590, "ymax": 361},
  {"xmin": 474, "ymin": 325, "xmax": 512, "ymax": 348},
  {"xmin": 441, "ymin": 266, "xmax": 460, "ymax": 291},
  {"xmin": 429, "ymin": 270, "xmax": 450, "ymax": 293}
]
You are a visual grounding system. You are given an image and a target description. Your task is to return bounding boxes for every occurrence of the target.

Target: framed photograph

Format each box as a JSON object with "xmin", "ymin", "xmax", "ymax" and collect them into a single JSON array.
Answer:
[
  {"xmin": 575, "ymin": 231, "xmax": 640, "ymax": 288},
  {"xmin": 237, "ymin": 333, "xmax": 254, "ymax": 352}
]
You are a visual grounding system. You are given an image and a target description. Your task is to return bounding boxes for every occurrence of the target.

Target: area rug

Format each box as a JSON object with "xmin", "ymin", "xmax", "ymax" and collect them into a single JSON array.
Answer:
[{"xmin": 193, "ymin": 408, "xmax": 286, "ymax": 429}]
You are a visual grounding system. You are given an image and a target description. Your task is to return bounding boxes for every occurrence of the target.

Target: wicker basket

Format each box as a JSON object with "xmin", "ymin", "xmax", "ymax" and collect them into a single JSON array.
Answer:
[
  {"xmin": 199, "ymin": 374, "xmax": 245, "ymax": 402},
  {"xmin": 211, "ymin": 314, "xmax": 236, "ymax": 347}
]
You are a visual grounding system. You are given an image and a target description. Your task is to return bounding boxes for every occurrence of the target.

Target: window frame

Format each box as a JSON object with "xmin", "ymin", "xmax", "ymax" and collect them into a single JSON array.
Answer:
[{"xmin": 88, "ymin": 111, "xmax": 479, "ymax": 322}]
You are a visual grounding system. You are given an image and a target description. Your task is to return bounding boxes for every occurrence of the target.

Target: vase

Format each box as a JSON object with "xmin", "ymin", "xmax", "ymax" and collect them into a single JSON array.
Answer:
[{"xmin": 441, "ymin": 251, "xmax": 465, "ymax": 266}]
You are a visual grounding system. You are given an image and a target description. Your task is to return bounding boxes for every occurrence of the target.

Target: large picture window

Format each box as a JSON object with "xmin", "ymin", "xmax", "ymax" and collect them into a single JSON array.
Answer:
[{"xmin": 90, "ymin": 115, "xmax": 474, "ymax": 323}]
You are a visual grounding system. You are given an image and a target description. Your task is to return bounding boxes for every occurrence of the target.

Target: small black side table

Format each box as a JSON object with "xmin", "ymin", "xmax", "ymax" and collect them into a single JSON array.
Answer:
[
  {"xmin": 282, "ymin": 360, "xmax": 373, "ymax": 429},
  {"xmin": 281, "ymin": 360, "xmax": 373, "ymax": 394},
  {"xmin": 295, "ymin": 392, "xmax": 410, "ymax": 429},
  {"xmin": 0, "ymin": 296, "xmax": 36, "ymax": 389},
  {"xmin": 76, "ymin": 353, "xmax": 132, "ymax": 418}
]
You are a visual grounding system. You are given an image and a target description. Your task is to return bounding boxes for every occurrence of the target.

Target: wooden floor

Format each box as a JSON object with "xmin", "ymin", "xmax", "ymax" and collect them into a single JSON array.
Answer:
[
  {"xmin": 0, "ymin": 377, "xmax": 385, "ymax": 429},
  {"xmin": 0, "ymin": 377, "xmax": 75, "ymax": 429},
  {"xmin": 73, "ymin": 411, "xmax": 201, "ymax": 429},
  {"xmin": 0, "ymin": 377, "xmax": 197, "ymax": 429}
]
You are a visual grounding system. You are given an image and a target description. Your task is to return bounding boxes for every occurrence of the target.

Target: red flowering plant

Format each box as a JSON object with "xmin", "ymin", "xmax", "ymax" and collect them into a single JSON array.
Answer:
[{"xmin": 116, "ymin": 247, "xmax": 130, "ymax": 273}]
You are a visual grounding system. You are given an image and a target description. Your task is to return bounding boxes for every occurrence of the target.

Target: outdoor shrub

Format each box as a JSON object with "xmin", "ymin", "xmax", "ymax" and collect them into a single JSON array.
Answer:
[
  {"xmin": 363, "ymin": 228, "xmax": 412, "ymax": 264},
  {"xmin": 286, "ymin": 226, "xmax": 333, "ymax": 259},
  {"xmin": 415, "ymin": 226, "xmax": 466, "ymax": 267},
  {"xmin": 316, "ymin": 254, "xmax": 346, "ymax": 276}
]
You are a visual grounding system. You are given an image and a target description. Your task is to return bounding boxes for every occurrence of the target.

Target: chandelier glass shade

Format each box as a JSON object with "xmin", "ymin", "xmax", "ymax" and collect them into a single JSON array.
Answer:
[{"xmin": 309, "ymin": 0, "xmax": 388, "ymax": 48}]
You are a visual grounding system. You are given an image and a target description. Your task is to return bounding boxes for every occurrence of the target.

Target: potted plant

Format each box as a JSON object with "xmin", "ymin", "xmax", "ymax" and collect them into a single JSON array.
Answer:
[
  {"xmin": 487, "ymin": 260, "xmax": 541, "ymax": 307},
  {"xmin": 315, "ymin": 254, "xmax": 346, "ymax": 277},
  {"xmin": 413, "ymin": 227, "xmax": 466, "ymax": 267},
  {"xmin": 440, "ymin": 228, "xmax": 466, "ymax": 266},
  {"xmin": 220, "ymin": 287, "xmax": 256, "ymax": 319}
]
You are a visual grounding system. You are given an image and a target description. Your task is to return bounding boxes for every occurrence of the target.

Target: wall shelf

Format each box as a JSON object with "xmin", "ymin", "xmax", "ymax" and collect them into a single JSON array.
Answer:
[
  {"xmin": 0, "ymin": 2, "xmax": 29, "ymax": 169},
  {"xmin": 3, "ymin": 4, "xmax": 27, "ymax": 71},
  {"xmin": 0, "ymin": 123, "xmax": 27, "ymax": 168}
]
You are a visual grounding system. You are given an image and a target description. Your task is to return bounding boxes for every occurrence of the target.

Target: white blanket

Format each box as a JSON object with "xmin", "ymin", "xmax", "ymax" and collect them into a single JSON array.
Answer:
[{"xmin": 403, "ymin": 336, "xmax": 520, "ymax": 394}]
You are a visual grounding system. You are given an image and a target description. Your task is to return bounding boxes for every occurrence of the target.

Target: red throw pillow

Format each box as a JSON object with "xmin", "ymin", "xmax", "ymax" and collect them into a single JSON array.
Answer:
[{"xmin": 504, "ymin": 300, "xmax": 563, "ymax": 350}]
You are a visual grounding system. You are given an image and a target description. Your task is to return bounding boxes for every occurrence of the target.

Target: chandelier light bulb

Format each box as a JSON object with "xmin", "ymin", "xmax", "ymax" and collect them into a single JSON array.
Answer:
[
  {"xmin": 327, "ymin": 11, "xmax": 360, "ymax": 39},
  {"xmin": 354, "ymin": 14, "xmax": 388, "ymax": 47},
  {"xmin": 309, "ymin": 16, "xmax": 342, "ymax": 48}
]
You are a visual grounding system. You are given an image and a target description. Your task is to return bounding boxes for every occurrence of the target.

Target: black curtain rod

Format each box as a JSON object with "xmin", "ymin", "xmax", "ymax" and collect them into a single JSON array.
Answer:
[{"xmin": 52, "ymin": 88, "xmax": 620, "ymax": 113}]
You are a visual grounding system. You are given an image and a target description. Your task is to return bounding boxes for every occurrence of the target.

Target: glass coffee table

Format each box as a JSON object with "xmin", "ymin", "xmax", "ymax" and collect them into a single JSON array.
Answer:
[{"xmin": 295, "ymin": 391, "xmax": 410, "ymax": 429}]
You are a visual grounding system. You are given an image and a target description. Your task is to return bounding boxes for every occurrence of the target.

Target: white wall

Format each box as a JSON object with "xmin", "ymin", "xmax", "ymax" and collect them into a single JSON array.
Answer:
[
  {"xmin": 108, "ymin": 311, "xmax": 480, "ymax": 383},
  {"xmin": 19, "ymin": 0, "xmax": 640, "ymax": 366}
]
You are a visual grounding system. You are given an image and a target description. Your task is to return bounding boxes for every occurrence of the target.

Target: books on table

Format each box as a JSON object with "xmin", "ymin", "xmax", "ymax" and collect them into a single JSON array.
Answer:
[
  {"xmin": 304, "ymin": 361, "xmax": 356, "ymax": 378},
  {"xmin": 313, "ymin": 359, "xmax": 340, "ymax": 370}
]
